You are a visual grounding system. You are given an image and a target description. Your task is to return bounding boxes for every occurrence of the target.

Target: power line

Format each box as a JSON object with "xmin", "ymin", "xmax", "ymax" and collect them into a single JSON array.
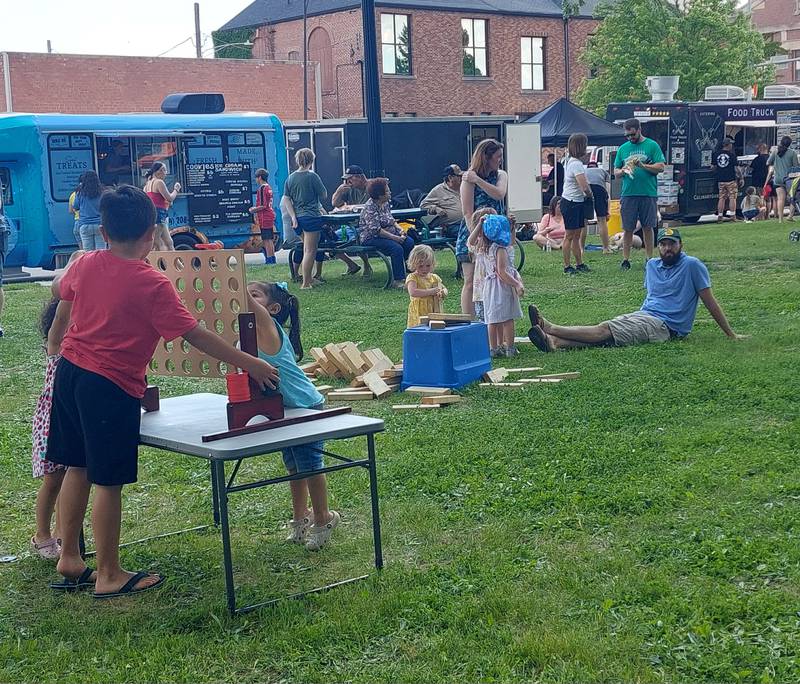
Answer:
[{"xmin": 155, "ymin": 36, "xmax": 195, "ymax": 58}]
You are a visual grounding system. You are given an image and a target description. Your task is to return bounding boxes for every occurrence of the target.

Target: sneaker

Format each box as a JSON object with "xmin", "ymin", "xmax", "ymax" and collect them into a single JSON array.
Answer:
[
  {"xmin": 285, "ymin": 512, "xmax": 313, "ymax": 544},
  {"xmin": 30, "ymin": 536, "xmax": 61, "ymax": 560},
  {"xmin": 505, "ymin": 346, "xmax": 519, "ymax": 357},
  {"xmin": 0, "ymin": 327, "xmax": 4, "ymax": 338},
  {"xmin": 563, "ymin": 266, "xmax": 577, "ymax": 275},
  {"xmin": 265, "ymin": 256, "xmax": 277, "ymax": 265},
  {"xmin": 620, "ymin": 260, "xmax": 631, "ymax": 271},
  {"xmin": 576, "ymin": 263, "xmax": 591, "ymax": 273},
  {"xmin": 490, "ymin": 345, "xmax": 506, "ymax": 358},
  {"xmin": 305, "ymin": 511, "xmax": 340, "ymax": 551}
]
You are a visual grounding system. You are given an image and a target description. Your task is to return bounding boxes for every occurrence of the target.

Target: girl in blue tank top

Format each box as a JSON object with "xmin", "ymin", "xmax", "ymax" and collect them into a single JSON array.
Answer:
[{"xmin": 247, "ymin": 281, "xmax": 340, "ymax": 551}]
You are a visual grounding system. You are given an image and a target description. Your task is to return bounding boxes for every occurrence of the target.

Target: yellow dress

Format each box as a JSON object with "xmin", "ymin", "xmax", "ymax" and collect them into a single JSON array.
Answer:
[{"xmin": 406, "ymin": 272, "xmax": 443, "ymax": 328}]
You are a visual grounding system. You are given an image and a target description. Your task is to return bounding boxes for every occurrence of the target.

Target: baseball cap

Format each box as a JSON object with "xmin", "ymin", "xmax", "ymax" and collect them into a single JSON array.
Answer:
[
  {"xmin": 657, "ymin": 227, "xmax": 681, "ymax": 243},
  {"xmin": 443, "ymin": 164, "xmax": 463, "ymax": 178},
  {"xmin": 342, "ymin": 165, "xmax": 365, "ymax": 178}
]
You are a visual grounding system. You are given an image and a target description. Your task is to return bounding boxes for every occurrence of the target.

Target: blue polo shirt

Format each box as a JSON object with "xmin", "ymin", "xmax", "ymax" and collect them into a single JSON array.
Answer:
[{"xmin": 639, "ymin": 253, "xmax": 711, "ymax": 336}]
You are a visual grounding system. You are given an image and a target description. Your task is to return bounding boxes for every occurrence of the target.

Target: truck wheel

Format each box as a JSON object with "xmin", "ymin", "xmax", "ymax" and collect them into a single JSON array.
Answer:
[{"xmin": 172, "ymin": 232, "xmax": 201, "ymax": 250}]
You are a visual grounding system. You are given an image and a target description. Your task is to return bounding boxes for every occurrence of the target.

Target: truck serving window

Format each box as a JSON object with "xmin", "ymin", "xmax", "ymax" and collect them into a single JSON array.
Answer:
[
  {"xmin": 47, "ymin": 134, "xmax": 95, "ymax": 202},
  {"xmin": 0, "ymin": 168, "xmax": 12, "ymax": 206},
  {"xmin": 132, "ymin": 137, "xmax": 185, "ymax": 189}
]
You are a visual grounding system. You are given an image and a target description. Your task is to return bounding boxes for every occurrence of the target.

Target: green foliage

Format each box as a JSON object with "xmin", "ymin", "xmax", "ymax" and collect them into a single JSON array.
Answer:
[
  {"xmin": 2, "ymin": 221, "xmax": 800, "ymax": 681},
  {"xmin": 396, "ymin": 24, "xmax": 411, "ymax": 76},
  {"xmin": 211, "ymin": 28, "xmax": 255, "ymax": 59},
  {"xmin": 577, "ymin": 0, "xmax": 776, "ymax": 113}
]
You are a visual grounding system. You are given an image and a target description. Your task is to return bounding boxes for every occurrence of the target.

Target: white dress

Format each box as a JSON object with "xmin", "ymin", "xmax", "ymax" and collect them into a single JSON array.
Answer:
[{"xmin": 483, "ymin": 243, "xmax": 523, "ymax": 324}]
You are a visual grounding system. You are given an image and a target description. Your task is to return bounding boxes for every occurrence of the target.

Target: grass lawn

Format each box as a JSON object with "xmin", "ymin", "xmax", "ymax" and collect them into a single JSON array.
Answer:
[{"xmin": 1, "ymin": 220, "xmax": 799, "ymax": 683}]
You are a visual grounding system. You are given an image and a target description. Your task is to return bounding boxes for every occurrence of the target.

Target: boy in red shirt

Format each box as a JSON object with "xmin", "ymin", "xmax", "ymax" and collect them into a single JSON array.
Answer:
[
  {"xmin": 248, "ymin": 168, "xmax": 277, "ymax": 264},
  {"xmin": 47, "ymin": 185, "xmax": 279, "ymax": 598}
]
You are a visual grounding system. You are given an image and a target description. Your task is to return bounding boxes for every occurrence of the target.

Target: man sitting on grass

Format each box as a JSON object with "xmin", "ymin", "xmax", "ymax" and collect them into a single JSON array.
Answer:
[{"xmin": 527, "ymin": 228, "xmax": 747, "ymax": 351}]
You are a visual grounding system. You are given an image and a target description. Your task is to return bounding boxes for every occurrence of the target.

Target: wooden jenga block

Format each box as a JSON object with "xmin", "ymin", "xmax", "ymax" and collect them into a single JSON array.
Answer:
[
  {"xmin": 327, "ymin": 390, "xmax": 374, "ymax": 400},
  {"xmin": 429, "ymin": 320, "xmax": 447, "ymax": 330},
  {"xmin": 315, "ymin": 385, "xmax": 334, "ymax": 395},
  {"xmin": 537, "ymin": 372, "xmax": 580, "ymax": 380},
  {"xmin": 419, "ymin": 316, "xmax": 430, "ymax": 326},
  {"xmin": 421, "ymin": 395, "xmax": 461, "ymax": 405},
  {"xmin": 341, "ymin": 342, "xmax": 370, "ymax": 373},
  {"xmin": 299, "ymin": 361, "xmax": 321, "ymax": 373},
  {"xmin": 311, "ymin": 348, "xmax": 339, "ymax": 377},
  {"xmin": 479, "ymin": 382, "xmax": 524, "ymax": 388},
  {"xmin": 428, "ymin": 313, "xmax": 474, "ymax": 322},
  {"xmin": 362, "ymin": 370, "xmax": 395, "ymax": 399},
  {"xmin": 350, "ymin": 376, "xmax": 367, "ymax": 388},
  {"xmin": 363, "ymin": 349, "xmax": 394, "ymax": 374},
  {"xmin": 482, "ymin": 368, "xmax": 509, "ymax": 384},
  {"xmin": 505, "ymin": 367, "xmax": 544, "ymax": 373},
  {"xmin": 405, "ymin": 386, "xmax": 452, "ymax": 396},
  {"xmin": 519, "ymin": 378, "xmax": 562, "ymax": 384},
  {"xmin": 514, "ymin": 336, "xmax": 532, "ymax": 345},
  {"xmin": 324, "ymin": 343, "xmax": 355, "ymax": 376},
  {"xmin": 380, "ymin": 368, "xmax": 403, "ymax": 379},
  {"xmin": 393, "ymin": 404, "xmax": 441, "ymax": 410}
]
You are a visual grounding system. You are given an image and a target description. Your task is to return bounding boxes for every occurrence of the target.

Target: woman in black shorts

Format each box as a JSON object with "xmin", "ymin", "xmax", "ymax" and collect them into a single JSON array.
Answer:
[{"xmin": 559, "ymin": 134, "xmax": 593, "ymax": 274}]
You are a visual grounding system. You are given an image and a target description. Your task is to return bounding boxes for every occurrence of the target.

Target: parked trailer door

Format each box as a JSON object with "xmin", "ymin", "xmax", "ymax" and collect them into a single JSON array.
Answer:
[{"xmin": 505, "ymin": 122, "xmax": 542, "ymax": 223}]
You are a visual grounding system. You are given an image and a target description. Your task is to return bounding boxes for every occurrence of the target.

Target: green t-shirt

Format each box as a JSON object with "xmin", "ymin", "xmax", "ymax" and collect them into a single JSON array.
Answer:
[
  {"xmin": 284, "ymin": 169, "xmax": 327, "ymax": 217},
  {"xmin": 614, "ymin": 137, "xmax": 666, "ymax": 197}
]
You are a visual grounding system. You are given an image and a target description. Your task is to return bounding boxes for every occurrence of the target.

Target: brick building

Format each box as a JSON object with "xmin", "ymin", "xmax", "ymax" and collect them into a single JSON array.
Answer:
[
  {"xmin": 0, "ymin": 52, "xmax": 314, "ymax": 119},
  {"xmin": 218, "ymin": 0, "xmax": 602, "ymax": 119},
  {"xmin": 748, "ymin": 0, "xmax": 800, "ymax": 85}
]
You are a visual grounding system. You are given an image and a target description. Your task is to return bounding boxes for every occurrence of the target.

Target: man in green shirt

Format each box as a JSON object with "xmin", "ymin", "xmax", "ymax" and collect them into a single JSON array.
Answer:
[{"xmin": 614, "ymin": 118, "xmax": 665, "ymax": 270}]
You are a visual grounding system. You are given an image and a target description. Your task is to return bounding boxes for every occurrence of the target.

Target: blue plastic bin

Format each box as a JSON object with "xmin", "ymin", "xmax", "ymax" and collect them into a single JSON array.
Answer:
[{"xmin": 401, "ymin": 322, "xmax": 491, "ymax": 390}]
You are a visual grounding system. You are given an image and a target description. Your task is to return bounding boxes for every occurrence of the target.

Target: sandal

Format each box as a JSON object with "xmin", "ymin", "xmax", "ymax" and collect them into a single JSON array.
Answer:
[
  {"xmin": 50, "ymin": 566, "xmax": 96, "ymax": 592},
  {"xmin": 31, "ymin": 536, "xmax": 61, "ymax": 560},
  {"xmin": 527, "ymin": 325, "xmax": 554, "ymax": 353},
  {"xmin": 94, "ymin": 571, "xmax": 165, "ymax": 600}
]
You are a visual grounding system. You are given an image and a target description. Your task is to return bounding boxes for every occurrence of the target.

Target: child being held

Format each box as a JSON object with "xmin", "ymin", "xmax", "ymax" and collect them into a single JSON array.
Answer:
[
  {"xmin": 405, "ymin": 244, "xmax": 447, "ymax": 328},
  {"xmin": 47, "ymin": 185, "xmax": 279, "ymax": 598},
  {"xmin": 473, "ymin": 212, "xmax": 525, "ymax": 357},
  {"xmin": 247, "ymin": 281, "xmax": 340, "ymax": 550},
  {"xmin": 741, "ymin": 186, "xmax": 766, "ymax": 222},
  {"xmin": 467, "ymin": 207, "xmax": 497, "ymax": 322}
]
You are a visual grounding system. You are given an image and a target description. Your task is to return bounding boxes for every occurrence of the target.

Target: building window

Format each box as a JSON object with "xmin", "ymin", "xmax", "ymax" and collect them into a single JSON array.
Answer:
[
  {"xmin": 521, "ymin": 37, "xmax": 545, "ymax": 90},
  {"xmin": 288, "ymin": 50, "xmax": 300, "ymax": 61},
  {"xmin": 462, "ymin": 18, "xmax": 487, "ymax": 77},
  {"xmin": 794, "ymin": 50, "xmax": 800, "ymax": 83},
  {"xmin": 381, "ymin": 13, "xmax": 411, "ymax": 75}
]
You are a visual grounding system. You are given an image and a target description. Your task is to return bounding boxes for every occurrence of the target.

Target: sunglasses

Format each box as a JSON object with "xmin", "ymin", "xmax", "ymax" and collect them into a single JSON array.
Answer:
[{"xmin": 624, "ymin": 132, "xmax": 638, "ymax": 138}]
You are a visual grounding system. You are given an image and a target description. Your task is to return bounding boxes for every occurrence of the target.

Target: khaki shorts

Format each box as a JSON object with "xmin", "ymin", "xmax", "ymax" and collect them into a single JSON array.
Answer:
[
  {"xmin": 606, "ymin": 312, "xmax": 671, "ymax": 347},
  {"xmin": 718, "ymin": 180, "xmax": 738, "ymax": 202}
]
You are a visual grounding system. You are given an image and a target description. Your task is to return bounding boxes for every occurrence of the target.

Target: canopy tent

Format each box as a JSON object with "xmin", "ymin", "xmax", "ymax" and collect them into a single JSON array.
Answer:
[{"xmin": 523, "ymin": 98, "xmax": 626, "ymax": 147}]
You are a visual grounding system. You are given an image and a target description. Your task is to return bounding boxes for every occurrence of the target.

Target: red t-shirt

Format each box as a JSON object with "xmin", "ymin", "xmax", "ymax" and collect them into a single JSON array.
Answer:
[
  {"xmin": 254, "ymin": 183, "xmax": 276, "ymax": 228},
  {"xmin": 59, "ymin": 250, "xmax": 198, "ymax": 398}
]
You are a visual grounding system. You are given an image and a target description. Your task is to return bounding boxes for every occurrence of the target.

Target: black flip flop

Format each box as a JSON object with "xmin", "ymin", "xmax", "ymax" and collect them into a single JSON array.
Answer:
[
  {"xmin": 527, "ymin": 304, "xmax": 541, "ymax": 328},
  {"xmin": 527, "ymin": 325, "xmax": 553, "ymax": 353},
  {"xmin": 49, "ymin": 566, "xmax": 96, "ymax": 592},
  {"xmin": 93, "ymin": 571, "xmax": 165, "ymax": 600}
]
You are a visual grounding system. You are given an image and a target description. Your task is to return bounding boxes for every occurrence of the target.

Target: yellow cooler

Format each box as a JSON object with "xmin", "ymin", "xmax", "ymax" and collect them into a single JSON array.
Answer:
[{"xmin": 607, "ymin": 199, "xmax": 621, "ymax": 233}]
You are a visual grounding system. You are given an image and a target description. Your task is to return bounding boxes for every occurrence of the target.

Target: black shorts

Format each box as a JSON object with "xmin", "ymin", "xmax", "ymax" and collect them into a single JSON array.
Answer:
[
  {"xmin": 260, "ymin": 228, "xmax": 274, "ymax": 240},
  {"xmin": 621, "ymin": 196, "xmax": 658, "ymax": 232},
  {"xmin": 560, "ymin": 198, "xmax": 586, "ymax": 230},
  {"xmin": 589, "ymin": 184, "xmax": 609, "ymax": 218},
  {"xmin": 47, "ymin": 358, "xmax": 141, "ymax": 486}
]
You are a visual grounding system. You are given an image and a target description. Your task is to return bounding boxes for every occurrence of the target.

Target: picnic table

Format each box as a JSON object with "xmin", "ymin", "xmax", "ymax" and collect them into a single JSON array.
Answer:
[{"xmin": 287, "ymin": 207, "xmax": 428, "ymax": 288}]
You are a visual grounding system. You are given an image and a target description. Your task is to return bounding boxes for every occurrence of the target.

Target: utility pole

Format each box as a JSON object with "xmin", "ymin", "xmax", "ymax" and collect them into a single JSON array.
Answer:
[
  {"xmin": 47, "ymin": 40, "xmax": 52, "ymax": 54},
  {"xmin": 194, "ymin": 3, "xmax": 202, "ymax": 58},
  {"xmin": 361, "ymin": 0, "xmax": 384, "ymax": 176},
  {"xmin": 303, "ymin": 0, "xmax": 308, "ymax": 119}
]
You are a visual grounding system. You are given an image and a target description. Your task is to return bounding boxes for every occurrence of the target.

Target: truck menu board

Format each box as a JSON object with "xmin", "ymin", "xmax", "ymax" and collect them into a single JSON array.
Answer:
[{"xmin": 186, "ymin": 162, "xmax": 251, "ymax": 226}]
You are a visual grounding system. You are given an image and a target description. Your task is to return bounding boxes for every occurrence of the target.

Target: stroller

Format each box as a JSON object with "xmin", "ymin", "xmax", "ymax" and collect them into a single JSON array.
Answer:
[{"xmin": 787, "ymin": 168, "xmax": 800, "ymax": 217}]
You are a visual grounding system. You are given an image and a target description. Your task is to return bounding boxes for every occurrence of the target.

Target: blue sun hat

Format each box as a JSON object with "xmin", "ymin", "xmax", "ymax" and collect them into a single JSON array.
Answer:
[{"xmin": 482, "ymin": 214, "xmax": 511, "ymax": 246}]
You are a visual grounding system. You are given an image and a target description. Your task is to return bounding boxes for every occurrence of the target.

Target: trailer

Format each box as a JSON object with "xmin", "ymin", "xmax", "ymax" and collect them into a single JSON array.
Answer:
[
  {"xmin": 606, "ymin": 95, "xmax": 800, "ymax": 221},
  {"xmin": 283, "ymin": 115, "xmax": 516, "ymax": 208}
]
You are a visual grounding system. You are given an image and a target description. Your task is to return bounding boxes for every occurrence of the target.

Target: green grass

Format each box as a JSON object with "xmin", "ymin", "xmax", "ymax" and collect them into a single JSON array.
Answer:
[{"xmin": 1, "ymin": 221, "xmax": 799, "ymax": 683}]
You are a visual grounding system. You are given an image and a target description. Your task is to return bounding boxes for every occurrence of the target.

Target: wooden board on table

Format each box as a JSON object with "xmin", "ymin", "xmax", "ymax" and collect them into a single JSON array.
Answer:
[{"xmin": 405, "ymin": 386, "xmax": 452, "ymax": 396}]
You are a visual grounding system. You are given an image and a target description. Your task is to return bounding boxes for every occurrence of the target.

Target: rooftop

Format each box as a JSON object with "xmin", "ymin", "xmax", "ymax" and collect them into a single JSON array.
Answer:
[{"xmin": 219, "ymin": 0, "xmax": 603, "ymax": 31}]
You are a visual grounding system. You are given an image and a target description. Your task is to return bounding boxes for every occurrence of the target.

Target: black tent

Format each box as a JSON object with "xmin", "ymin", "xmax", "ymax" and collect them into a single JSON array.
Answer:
[{"xmin": 523, "ymin": 98, "xmax": 626, "ymax": 147}]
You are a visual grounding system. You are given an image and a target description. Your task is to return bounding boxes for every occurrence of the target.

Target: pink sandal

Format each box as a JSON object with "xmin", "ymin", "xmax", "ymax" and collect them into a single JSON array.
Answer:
[{"xmin": 31, "ymin": 536, "xmax": 61, "ymax": 560}]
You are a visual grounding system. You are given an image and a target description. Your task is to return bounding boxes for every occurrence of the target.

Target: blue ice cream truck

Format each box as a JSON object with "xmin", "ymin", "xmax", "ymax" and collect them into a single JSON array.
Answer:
[{"xmin": 0, "ymin": 103, "xmax": 288, "ymax": 270}]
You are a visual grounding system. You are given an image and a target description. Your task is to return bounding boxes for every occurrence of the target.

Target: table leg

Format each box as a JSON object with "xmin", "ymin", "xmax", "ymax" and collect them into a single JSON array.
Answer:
[
  {"xmin": 210, "ymin": 461, "xmax": 220, "ymax": 526},
  {"xmin": 367, "ymin": 434, "xmax": 384, "ymax": 570},
  {"xmin": 213, "ymin": 460, "xmax": 237, "ymax": 614}
]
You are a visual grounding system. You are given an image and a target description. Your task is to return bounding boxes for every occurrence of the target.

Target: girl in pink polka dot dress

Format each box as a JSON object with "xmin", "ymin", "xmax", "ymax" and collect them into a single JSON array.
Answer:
[{"xmin": 30, "ymin": 255, "xmax": 80, "ymax": 559}]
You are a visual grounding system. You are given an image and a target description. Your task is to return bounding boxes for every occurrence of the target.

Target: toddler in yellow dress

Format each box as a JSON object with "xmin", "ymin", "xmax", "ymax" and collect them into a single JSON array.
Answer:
[{"xmin": 405, "ymin": 244, "xmax": 448, "ymax": 327}]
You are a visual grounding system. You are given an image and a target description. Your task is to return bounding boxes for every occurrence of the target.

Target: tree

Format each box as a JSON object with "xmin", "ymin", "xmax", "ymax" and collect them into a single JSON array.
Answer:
[
  {"xmin": 396, "ymin": 23, "xmax": 411, "ymax": 75},
  {"xmin": 462, "ymin": 28, "xmax": 482, "ymax": 76},
  {"xmin": 576, "ymin": 0, "xmax": 776, "ymax": 113}
]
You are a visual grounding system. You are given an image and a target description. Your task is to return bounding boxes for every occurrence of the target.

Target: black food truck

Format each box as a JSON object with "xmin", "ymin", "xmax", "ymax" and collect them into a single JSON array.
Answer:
[{"xmin": 607, "ymin": 92, "xmax": 800, "ymax": 221}]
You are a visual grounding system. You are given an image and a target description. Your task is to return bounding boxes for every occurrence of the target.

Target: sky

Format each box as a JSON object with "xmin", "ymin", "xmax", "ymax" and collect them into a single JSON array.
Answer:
[{"xmin": 0, "ymin": 0, "xmax": 254, "ymax": 58}]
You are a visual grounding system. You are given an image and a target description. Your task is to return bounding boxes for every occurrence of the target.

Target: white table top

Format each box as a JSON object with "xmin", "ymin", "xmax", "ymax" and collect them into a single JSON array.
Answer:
[{"xmin": 139, "ymin": 393, "xmax": 385, "ymax": 461}]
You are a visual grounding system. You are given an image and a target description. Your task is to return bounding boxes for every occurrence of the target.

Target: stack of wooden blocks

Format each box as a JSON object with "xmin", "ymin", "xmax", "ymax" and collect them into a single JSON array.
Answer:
[
  {"xmin": 392, "ymin": 386, "xmax": 462, "ymax": 411},
  {"xmin": 299, "ymin": 343, "xmax": 403, "ymax": 401},
  {"xmin": 418, "ymin": 312, "xmax": 475, "ymax": 329}
]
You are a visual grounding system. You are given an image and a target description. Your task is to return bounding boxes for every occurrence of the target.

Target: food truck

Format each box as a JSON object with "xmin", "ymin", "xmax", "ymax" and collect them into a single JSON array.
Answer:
[
  {"xmin": 0, "ymin": 106, "xmax": 288, "ymax": 270},
  {"xmin": 606, "ymin": 84, "xmax": 800, "ymax": 221}
]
